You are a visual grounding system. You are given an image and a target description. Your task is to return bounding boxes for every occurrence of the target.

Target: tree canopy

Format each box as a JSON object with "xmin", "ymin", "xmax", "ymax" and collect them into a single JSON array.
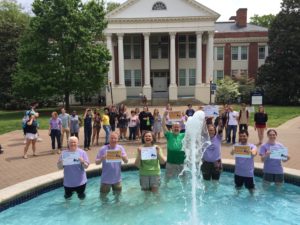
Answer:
[
  {"xmin": 106, "ymin": 1, "xmax": 120, "ymax": 12},
  {"xmin": 250, "ymin": 14, "xmax": 276, "ymax": 28},
  {"xmin": 256, "ymin": 0, "xmax": 300, "ymax": 105},
  {"xmin": 0, "ymin": 0, "xmax": 30, "ymax": 108},
  {"xmin": 13, "ymin": 0, "xmax": 111, "ymax": 109}
]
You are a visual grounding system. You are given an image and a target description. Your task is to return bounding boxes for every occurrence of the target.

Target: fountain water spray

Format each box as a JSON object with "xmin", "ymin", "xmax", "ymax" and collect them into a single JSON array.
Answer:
[{"xmin": 182, "ymin": 110, "xmax": 210, "ymax": 224}]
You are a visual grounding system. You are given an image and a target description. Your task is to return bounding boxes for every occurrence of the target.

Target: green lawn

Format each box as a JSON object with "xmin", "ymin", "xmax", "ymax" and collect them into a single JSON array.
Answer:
[
  {"xmin": 238, "ymin": 105, "xmax": 300, "ymax": 128},
  {"xmin": 0, "ymin": 105, "xmax": 299, "ymax": 135},
  {"xmin": 0, "ymin": 107, "xmax": 89, "ymax": 135}
]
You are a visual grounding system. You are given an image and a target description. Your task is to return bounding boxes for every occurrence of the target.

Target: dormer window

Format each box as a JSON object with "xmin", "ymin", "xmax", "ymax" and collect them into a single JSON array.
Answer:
[{"xmin": 152, "ymin": 2, "xmax": 167, "ymax": 10}]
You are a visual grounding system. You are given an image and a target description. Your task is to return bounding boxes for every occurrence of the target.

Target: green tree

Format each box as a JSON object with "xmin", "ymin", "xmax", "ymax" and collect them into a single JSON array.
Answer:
[
  {"xmin": 13, "ymin": 0, "xmax": 111, "ymax": 109},
  {"xmin": 215, "ymin": 77, "xmax": 240, "ymax": 104},
  {"xmin": 250, "ymin": 14, "xmax": 276, "ymax": 28},
  {"xmin": 0, "ymin": 0, "xmax": 30, "ymax": 108},
  {"xmin": 106, "ymin": 1, "xmax": 120, "ymax": 12},
  {"xmin": 256, "ymin": 0, "xmax": 300, "ymax": 105}
]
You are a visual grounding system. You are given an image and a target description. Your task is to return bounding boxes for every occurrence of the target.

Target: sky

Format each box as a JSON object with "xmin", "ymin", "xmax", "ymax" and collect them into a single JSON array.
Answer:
[{"xmin": 17, "ymin": 0, "xmax": 282, "ymax": 21}]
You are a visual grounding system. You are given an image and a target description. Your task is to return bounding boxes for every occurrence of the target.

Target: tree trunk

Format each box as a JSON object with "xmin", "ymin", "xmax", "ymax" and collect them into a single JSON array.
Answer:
[{"xmin": 65, "ymin": 92, "xmax": 70, "ymax": 111}]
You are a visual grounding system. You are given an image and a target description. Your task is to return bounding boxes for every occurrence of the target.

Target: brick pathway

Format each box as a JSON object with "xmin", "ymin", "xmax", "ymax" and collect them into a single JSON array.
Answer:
[{"xmin": 0, "ymin": 106, "xmax": 299, "ymax": 190}]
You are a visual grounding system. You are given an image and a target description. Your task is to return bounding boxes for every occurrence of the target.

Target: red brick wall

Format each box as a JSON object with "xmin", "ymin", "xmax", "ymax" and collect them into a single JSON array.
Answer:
[
  {"xmin": 214, "ymin": 31, "xmax": 268, "ymax": 39},
  {"xmin": 224, "ymin": 43, "xmax": 231, "ymax": 76},
  {"xmin": 248, "ymin": 42, "xmax": 258, "ymax": 79},
  {"xmin": 236, "ymin": 8, "xmax": 247, "ymax": 27}
]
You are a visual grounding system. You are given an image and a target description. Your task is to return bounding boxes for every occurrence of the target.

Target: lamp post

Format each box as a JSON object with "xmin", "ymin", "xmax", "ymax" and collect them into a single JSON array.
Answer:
[{"xmin": 109, "ymin": 80, "xmax": 113, "ymax": 105}]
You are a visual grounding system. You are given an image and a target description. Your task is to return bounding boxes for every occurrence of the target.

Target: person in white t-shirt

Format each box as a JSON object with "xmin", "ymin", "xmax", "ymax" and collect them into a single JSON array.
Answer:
[{"xmin": 226, "ymin": 105, "xmax": 239, "ymax": 144}]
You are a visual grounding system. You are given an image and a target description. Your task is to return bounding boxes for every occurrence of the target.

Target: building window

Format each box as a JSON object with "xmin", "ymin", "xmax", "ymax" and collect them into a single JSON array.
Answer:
[
  {"xmin": 214, "ymin": 70, "xmax": 224, "ymax": 81},
  {"xmin": 125, "ymin": 70, "xmax": 131, "ymax": 86},
  {"xmin": 178, "ymin": 35, "xmax": 186, "ymax": 58},
  {"xmin": 152, "ymin": 2, "xmax": 167, "ymax": 10},
  {"xmin": 258, "ymin": 46, "xmax": 266, "ymax": 59},
  {"xmin": 231, "ymin": 47, "xmax": 238, "ymax": 60},
  {"xmin": 160, "ymin": 35, "xmax": 169, "ymax": 58},
  {"xmin": 151, "ymin": 44, "xmax": 159, "ymax": 59},
  {"xmin": 231, "ymin": 70, "xmax": 238, "ymax": 78},
  {"xmin": 133, "ymin": 36, "xmax": 141, "ymax": 59},
  {"xmin": 215, "ymin": 47, "xmax": 224, "ymax": 60},
  {"xmin": 240, "ymin": 70, "xmax": 248, "ymax": 78},
  {"xmin": 179, "ymin": 69, "xmax": 186, "ymax": 86},
  {"xmin": 189, "ymin": 69, "xmax": 196, "ymax": 86},
  {"xmin": 241, "ymin": 46, "xmax": 248, "ymax": 60},
  {"xmin": 188, "ymin": 35, "xmax": 196, "ymax": 58},
  {"xmin": 134, "ymin": 70, "xmax": 142, "ymax": 86}
]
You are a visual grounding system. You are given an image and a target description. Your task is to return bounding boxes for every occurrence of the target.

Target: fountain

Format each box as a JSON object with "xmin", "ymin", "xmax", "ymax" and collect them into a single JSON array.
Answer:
[{"xmin": 182, "ymin": 110, "xmax": 210, "ymax": 224}]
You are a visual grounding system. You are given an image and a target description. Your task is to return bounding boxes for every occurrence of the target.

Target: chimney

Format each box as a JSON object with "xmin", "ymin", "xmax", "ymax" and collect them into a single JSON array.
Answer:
[{"xmin": 236, "ymin": 8, "xmax": 247, "ymax": 27}]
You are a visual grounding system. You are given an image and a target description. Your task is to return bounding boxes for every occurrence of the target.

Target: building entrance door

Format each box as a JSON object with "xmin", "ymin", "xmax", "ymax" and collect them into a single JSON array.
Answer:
[{"xmin": 151, "ymin": 71, "xmax": 169, "ymax": 92}]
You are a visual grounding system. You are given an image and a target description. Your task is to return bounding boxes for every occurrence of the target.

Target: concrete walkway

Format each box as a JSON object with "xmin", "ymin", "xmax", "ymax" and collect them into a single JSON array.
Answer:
[{"xmin": 0, "ymin": 106, "xmax": 299, "ymax": 190}]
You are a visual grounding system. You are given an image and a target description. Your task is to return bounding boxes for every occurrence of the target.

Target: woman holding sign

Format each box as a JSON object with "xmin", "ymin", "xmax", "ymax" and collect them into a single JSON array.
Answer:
[
  {"xmin": 259, "ymin": 129, "xmax": 290, "ymax": 187},
  {"xmin": 231, "ymin": 130, "xmax": 257, "ymax": 193},
  {"xmin": 57, "ymin": 136, "xmax": 89, "ymax": 200},
  {"xmin": 135, "ymin": 131, "xmax": 166, "ymax": 192},
  {"xmin": 95, "ymin": 132, "xmax": 128, "ymax": 198}
]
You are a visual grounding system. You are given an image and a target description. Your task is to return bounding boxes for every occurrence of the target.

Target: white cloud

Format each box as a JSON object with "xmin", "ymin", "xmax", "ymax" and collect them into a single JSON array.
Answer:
[{"xmin": 17, "ymin": 0, "xmax": 282, "ymax": 21}]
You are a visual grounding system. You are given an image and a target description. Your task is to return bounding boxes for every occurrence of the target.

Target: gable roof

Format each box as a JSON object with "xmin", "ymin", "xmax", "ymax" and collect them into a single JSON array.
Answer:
[{"xmin": 106, "ymin": 0, "xmax": 220, "ymax": 21}]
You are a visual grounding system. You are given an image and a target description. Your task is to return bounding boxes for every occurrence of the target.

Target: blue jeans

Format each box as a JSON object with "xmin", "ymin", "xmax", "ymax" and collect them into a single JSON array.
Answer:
[
  {"xmin": 227, "ymin": 125, "xmax": 237, "ymax": 144},
  {"xmin": 103, "ymin": 125, "xmax": 111, "ymax": 144},
  {"xmin": 84, "ymin": 126, "xmax": 92, "ymax": 148},
  {"xmin": 129, "ymin": 126, "xmax": 137, "ymax": 140},
  {"xmin": 50, "ymin": 129, "xmax": 61, "ymax": 150}
]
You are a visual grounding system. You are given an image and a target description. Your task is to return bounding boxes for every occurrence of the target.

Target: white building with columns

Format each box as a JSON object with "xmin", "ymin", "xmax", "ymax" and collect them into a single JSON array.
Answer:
[{"xmin": 104, "ymin": 0, "xmax": 268, "ymax": 105}]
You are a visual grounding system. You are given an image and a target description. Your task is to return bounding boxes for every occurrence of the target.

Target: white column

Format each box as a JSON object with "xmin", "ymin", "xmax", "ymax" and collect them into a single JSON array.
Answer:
[
  {"xmin": 170, "ymin": 32, "xmax": 176, "ymax": 85},
  {"xmin": 117, "ymin": 33, "xmax": 125, "ymax": 86},
  {"xmin": 196, "ymin": 32, "xmax": 203, "ymax": 85},
  {"xmin": 143, "ymin": 32, "xmax": 152, "ymax": 100},
  {"xmin": 206, "ymin": 31, "xmax": 214, "ymax": 83},
  {"xmin": 143, "ymin": 33, "xmax": 150, "ymax": 86},
  {"xmin": 106, "ymin": 33, "xmax": 115, "ymax": 85},
  {"xmin": 169, "ymin": 32, "xmax": 177, "ymax": 100}
]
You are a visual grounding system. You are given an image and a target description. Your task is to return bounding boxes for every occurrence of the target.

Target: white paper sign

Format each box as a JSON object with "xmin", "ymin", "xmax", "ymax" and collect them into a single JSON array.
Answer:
[
  {"xmin": 62, "ymin": 151, "xmax": 80, "ymax": 166},
  {"xmin": 141, "ymin": 147, "xmax": 157, "ymax": 160},
  {"xmin": 270, "ymin": 146, "xmax": 288, "ymax": 160},
  {"xmin": 203, "ymin": 105, "xmax": 219, "ymax": 118}
]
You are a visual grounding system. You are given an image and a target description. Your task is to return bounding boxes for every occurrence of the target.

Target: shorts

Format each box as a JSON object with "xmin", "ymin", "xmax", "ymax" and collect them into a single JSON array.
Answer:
[
  {"xmin": 166, "ymin": 163, "xmax": 185, "ymax": 178},
  {"xmin": 64, "ymin": 183, "xmax": 86, "ymax": 199},
  {"xmin": 140, "ymin": 175, "xmax": 160, "ymax": 190},
  {"xmin": 255, "ymin": 124, "xmax": 266, "ymax": 129},
  {"xmin": 234, "ymin": 174, "xmax": 255, "ymax": 189},
  {"xmin": 201, "ymin": 160, "xmax": 222, "ymax": 181},
  {"xmin": 100, "ymin": 182, "xmax": 122, "ymax": 193},
  {"xmin": 25, "ymin": 133, "xmax": 38, "ymax": 140},
  {"xmin": 263, "ymin": 173, "xmax": 284, "ymax": 183}
]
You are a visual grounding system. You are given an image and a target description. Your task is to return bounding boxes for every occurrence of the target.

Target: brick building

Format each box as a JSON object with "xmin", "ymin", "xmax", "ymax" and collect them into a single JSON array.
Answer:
[{"xmin": 104, "ymin": 0, "xmax": 268, "ymax": 104}]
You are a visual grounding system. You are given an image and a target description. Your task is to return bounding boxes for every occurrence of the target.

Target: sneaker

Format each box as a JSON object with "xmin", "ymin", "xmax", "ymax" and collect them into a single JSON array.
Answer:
[
  {"xmin": 57, "ymin": 149, "xmax": 61, "ymax": 154},
  {"xmin": 23, "ymin": 154, "xmax": 28, "ymax": 159},
  {"xmin": 87, "ymin": 147, "xmax": 91, "ymax": 150},
  {"xmin": 84, "ymin": 148, "xmax": 88, "ymax": 151}
]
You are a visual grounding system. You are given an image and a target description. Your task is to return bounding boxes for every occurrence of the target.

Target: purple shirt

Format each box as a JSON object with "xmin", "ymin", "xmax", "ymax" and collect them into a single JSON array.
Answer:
[
  {"xmin": 50, "ymin": 118, "xmax": 62, "ymax": 130},
  {"xmin": 203, "ymin": 134, "xmax": 222, "ymax": 162},
  {"xmin": 234, "ymin": 143, "xmax": 256, "ymax": 177},
  {"xmin": 96, "ymin": 144, "xmax": 127, "ymax": 184},
  {"xmin": 60, "ymin": 149, "xmax": 89, "ymax": 187},
  {"xmin": 259, "ymin": 142, "xmax": 284, "ymax": 174}
]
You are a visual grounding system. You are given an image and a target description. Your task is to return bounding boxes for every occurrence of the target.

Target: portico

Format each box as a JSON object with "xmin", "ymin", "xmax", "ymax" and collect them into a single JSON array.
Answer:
[{"xmin": 104, "ymin": 0, "xmax": 220, "ymax": 104}]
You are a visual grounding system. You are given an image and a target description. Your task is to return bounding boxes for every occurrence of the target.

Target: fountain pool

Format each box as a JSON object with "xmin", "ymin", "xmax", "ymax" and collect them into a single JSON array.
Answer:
[{"xmin": 0, "ymin": 170, "xmax": 300, "ymax": 225}]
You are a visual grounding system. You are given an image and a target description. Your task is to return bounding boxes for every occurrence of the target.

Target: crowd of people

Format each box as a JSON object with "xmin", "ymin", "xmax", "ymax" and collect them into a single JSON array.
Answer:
[{"xmin": 20, "ymin": 102, "xmax": 290, "ymax": 200}]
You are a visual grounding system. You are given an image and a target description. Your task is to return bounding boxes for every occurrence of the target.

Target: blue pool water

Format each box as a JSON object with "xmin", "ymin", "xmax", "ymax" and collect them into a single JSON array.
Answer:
[{"xmin": 1, "ymin": 171, "xmax": 300, "ymax": 225}]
